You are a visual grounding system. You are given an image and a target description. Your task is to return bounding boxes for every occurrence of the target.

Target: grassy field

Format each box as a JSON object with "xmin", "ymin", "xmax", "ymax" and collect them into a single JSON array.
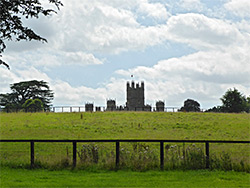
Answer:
[
  {"xmin": 0, "ymin": 112, "xmax": 250, "ymax": 187},
  {"xmin": 1, "ymin": 167, "xmax": 250, "ymax": 188},
  {"xmin": 0, "ymin": 112, "xmax": 249, "ymax": 170},
  {"xmin": 1, "ymin": 112, "xmax": 249, "ymax": 140}
]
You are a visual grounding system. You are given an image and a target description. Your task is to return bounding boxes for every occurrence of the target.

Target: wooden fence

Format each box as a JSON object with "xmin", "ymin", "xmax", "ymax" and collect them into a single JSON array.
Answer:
[{"xmin": 0, "ymin": 139, "xmax": 249, "ymax": 170}]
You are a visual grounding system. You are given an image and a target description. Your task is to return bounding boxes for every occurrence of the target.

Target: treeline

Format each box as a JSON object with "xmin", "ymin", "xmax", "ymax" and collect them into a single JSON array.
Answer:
[{"xmin": 179, "ymin": 88, "xmax": 250, "ymax": 113}]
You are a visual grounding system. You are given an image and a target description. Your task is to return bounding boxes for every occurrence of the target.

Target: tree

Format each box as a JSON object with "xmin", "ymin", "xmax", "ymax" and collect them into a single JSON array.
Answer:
[
  {"xmin": 0, "ymin": 0, "xmax": 63, "ymax": 69},
  {"xmin": 220, "ymin": 88, "xmax": 249, "ymax": 113},
  {"xmin": 179, "ymin": 99, "xmax": 201, "ymax": 112},
  {"xmin": 0, "ymin": 93, "xmax": 19, "ymax": 112},
  {"xmin": 0, "ymin": 80, "xmax": 53, "ymax": 112}
]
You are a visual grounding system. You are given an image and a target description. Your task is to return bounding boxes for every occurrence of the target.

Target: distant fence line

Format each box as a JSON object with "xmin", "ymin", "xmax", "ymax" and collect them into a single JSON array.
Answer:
[
  {"xmin": 0, "ymin": 106, "xmax": 208, "ymax": 113},
  {"xmin": 51, "ymin": 106, "xmax": 181, "ymax": 113},
  {"xmin": 0, "ymin": 139, "xmax": 249, "ymax": 170}
]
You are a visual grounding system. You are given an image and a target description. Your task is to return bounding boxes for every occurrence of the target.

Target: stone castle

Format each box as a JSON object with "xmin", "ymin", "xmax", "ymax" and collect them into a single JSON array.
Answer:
[
  {"xmin": 126, "ymin": 81, "xmax": 145, "ymax": 111},
  {"xmin": 86, "ymin": 81, "xmax": 164, "ymax": 112}
]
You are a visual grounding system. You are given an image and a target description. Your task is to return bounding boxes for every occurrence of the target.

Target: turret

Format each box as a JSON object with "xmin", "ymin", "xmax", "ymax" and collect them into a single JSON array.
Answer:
[
  {"xmin": 141, "ymin": 81, "xmax": 144, "ymax": 89},
  {"xmin": 131, "ymin": 81, "xmax": 135, "ymax": 88}
]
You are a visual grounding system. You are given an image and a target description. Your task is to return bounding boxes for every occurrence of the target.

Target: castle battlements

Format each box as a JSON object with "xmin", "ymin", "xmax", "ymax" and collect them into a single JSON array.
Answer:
[{"xmin": 127, "ymin": 81, "xmax": 144, "ymax": 89}]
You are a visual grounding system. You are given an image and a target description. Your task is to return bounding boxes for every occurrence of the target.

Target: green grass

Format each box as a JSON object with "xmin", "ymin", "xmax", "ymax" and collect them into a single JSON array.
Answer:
[
  {"xmin": 0, "ymin": 112, "xmax": 250, "ymax": 171},
  {"xmin": 1, "ymin": 167, "xmax": 250, "ymax": 187},
  {"xmin": 1, "ymin": 112, "xmax": 249, "ymax": 140},
  {"xmin": 0, "ymin": 112, "xmax": 250, "ymax": 187}
]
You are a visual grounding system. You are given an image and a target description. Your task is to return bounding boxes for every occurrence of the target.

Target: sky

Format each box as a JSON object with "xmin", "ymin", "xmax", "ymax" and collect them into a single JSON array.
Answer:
[{"xmin": 1, "ymin": 0, "xmax": 250, "ymax": 109}]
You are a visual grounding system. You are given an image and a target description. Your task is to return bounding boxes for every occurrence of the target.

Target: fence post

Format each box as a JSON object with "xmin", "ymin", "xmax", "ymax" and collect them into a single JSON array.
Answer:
[
  {"xmin": 205, "ymin": 142, "xmax": 210, "ymax": 169},
  {"xmin": 160, "ymin": 141, "xmax": 164, "ymax": 170},
  {"xmin": 116, "ymin": 141, "xmax": 120, "ymax": 169},
  {"xmin": 30, "ymin": 141, "xmax": 34, "ymax": 168},
  {"xmin": 73, "ymin": 141, "xmax": 77, "ymax": 168}
]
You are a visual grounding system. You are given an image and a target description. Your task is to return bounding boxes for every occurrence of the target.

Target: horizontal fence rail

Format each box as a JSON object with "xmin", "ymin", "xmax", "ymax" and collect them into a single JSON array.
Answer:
[
  {"xmin": 1, "ymin": 139, "xmax": 249, "ymax": 170},
  {"xmin": 1, "ymin": 106, "xmax": 209, "ymax": 113},
  {"xmin": 51, "ymin": 106, "xmax": 181, "ymax": 112}
]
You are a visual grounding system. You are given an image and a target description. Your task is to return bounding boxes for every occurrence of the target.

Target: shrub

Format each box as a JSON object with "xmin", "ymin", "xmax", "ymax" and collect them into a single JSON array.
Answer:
[
  {"xmin": 22, "ymin": 99, "xmax": 43, "ymax": 112},
  {"xmin": 77, "ymin": 144, "xmax": 99, "ymax": 164}
]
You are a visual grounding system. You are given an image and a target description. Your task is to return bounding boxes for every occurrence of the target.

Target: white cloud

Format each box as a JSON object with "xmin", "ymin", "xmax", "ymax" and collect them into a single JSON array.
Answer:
[
  {"xmin": 64, "ymin": 51, "xmax": 103, "ymax": 65},
  {"xmin": 0, "ymin": 66, "xmax": 52, "ymax": 94},
  {"xmin": 118, "ymin": 49, "xmax": 250, "ymax": 83},
  {"xmin": 138, "ymin": 0, "xmax": 170, "ymax": 20},
  {"xmin": 2, "ymin": 50, "xmax": 103, "ymax": 69},
  {"xmin": 0, "ymin": 68, "xmax": 20, "ymax": 93},
  {"xmin": 52, "ymin": 78, "xmax": 127, "ymax": 106},
  {"xmin": 165, "ymin": 13, "xmax": 244, "ymax": 49},
  {"xmin": 48, "ymin": 0, "xmax": 170, "ymax": 54},
  {"xmin": 52, "ymin": 81, "xmax": 103, "ymax": 105},
  {"xmin": 234, "ymin": 20, "xmax": 250, "ymax": 33},
  {"xmin": 224, "ymin": 0, "xmax": 250, "ymax": 18},
  {"xmin": 3, "ymin": 0, "xmax": 171, "ymax": 66},
  {"xmin": 97, "ymin": 4, "xmax": 139, "ymax": 26}
]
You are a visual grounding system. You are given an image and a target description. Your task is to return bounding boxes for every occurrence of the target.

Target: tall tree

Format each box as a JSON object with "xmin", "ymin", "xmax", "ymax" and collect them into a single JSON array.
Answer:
[
  {"xmin": 0, "ymin": 80, "xmax": 54, "ymax": 112},
  {"xmin": 179, "ymin": 99, "xmax": 201, "ymax": 112},
  {"xmin": 220, "ymin": 88, "xmax": 248, "ymax": 113},
  {"xmin": 0, "ymin": 0, "xmax": 63, "ymax": 69}
]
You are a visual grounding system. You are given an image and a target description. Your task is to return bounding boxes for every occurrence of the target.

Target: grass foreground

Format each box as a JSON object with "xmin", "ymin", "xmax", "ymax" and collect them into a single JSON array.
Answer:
[
  {"xmin": 0, "ymin": 112, "xmax": 250, "ymax": 187},
  {"xmin": 1, "ymin": 167, "xmax": 250, "ymax": 188},
  {"xmin": 0, "ymin": 112, "xmax": 250, "ymax": 171}
]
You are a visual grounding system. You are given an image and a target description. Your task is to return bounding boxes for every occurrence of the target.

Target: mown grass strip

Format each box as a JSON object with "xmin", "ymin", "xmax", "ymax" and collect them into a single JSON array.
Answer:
[{"xmin": 1, "ymin": 167, "xmax": 250, "ymax": 188}]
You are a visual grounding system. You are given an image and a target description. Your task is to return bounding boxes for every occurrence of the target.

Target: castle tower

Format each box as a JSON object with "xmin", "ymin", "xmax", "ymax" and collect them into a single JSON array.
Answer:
[
  {"xmin": 106, "ymin": 99, "xmax": 116, "ymax": 111},
  {"xmin": 126, "ymin": 81, "xmax": 145, "ymax": 111},
  {"xmin": 156, "ymin": 101, "xmax": 165, "ymax": 112},
  {"xmin": 85, "ymin": 103, "xmax": 93, "ymax": 112}
]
